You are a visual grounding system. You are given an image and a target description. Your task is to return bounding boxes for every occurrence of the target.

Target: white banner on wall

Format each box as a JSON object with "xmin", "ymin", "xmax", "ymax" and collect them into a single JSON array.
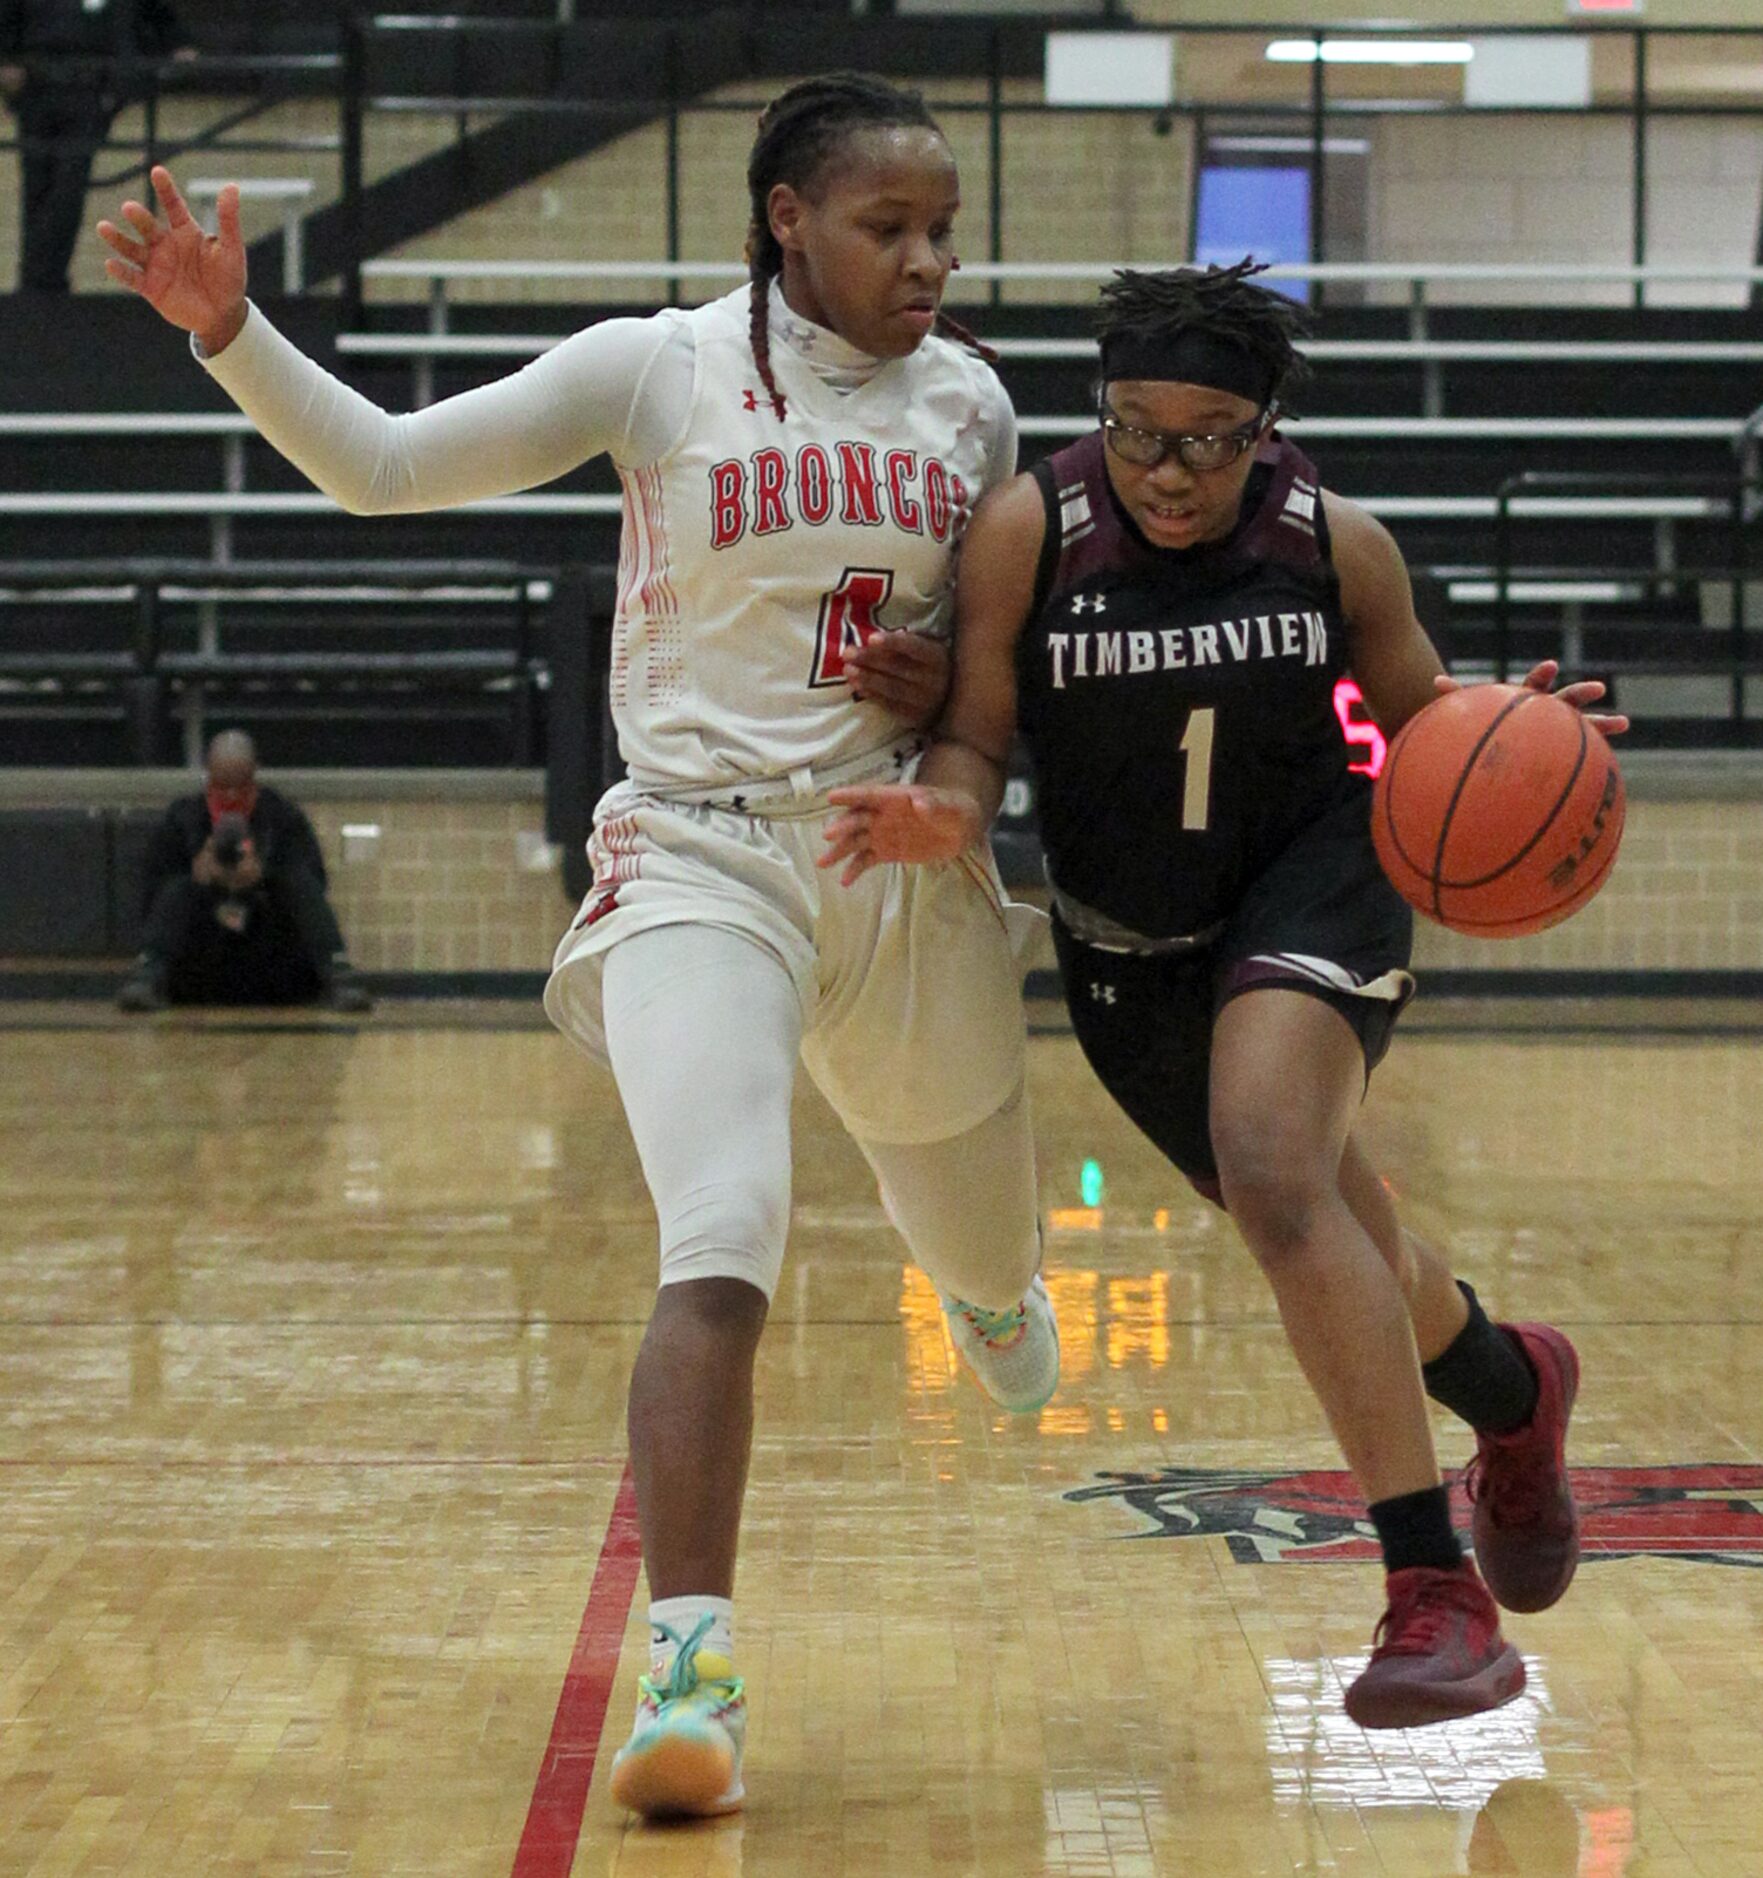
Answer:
[
  {"xmin": 1045, "ymin": 32, "xmax": 1176, "ymax": 109},
  {"xmin": 1465, "ymin": 36, "xmax": 1594, "ymax": 109}
]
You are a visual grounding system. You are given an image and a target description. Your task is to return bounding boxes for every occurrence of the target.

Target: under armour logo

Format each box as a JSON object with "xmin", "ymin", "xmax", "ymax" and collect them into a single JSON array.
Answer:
[
  {"xmin": 741, "ymin": 389, "xmax": 760, "ymax": 412},
  {"xmin": 1071, "ymin": 593, "xmax": 1107, "ymax": 615},
  {"xmin": 1090, "ymin": 982, "xmax": 1116, "ymax": 1004}
]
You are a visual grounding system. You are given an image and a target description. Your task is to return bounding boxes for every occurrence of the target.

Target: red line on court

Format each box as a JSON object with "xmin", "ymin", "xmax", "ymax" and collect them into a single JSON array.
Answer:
[{"xmin": 511, "ymin": 1461, "xmax": 643, "ymax": 1878}]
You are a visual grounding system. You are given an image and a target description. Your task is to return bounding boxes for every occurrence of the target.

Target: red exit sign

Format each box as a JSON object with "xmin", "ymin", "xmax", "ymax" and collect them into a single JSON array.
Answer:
[{"xmin": 1567, "ymin": 0, "xmax": 1643, "ymax": 14}]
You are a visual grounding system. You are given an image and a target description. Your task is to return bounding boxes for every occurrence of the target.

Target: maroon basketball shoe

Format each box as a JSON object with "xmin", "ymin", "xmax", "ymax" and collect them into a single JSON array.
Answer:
[
  {"xmin": 1466, "ymin": 1323, "xmax": 1581, "ymax": 1614},
  {"xmin": 1345, "ymin": 1562, "xmax": 1526, "ymax": 1730}
]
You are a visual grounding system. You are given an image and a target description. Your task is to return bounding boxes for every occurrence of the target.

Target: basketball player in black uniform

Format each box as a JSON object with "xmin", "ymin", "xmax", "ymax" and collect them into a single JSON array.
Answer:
[{"xmin": 822, "ymin": 262, "xmax": 1627, "ymax": 1729}]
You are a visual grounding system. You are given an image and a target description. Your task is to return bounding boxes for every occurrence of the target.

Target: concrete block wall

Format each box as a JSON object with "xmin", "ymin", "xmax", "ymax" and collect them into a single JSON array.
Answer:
[
  {"xmin": 300, "ymin": 792, "xmax": 568, "ymax": 975},
  {"xmin": 0, "ymin": 770, "xmax": 1756, "ymax": 980},
  {"xmin": 1137, "ymin": 0, "xmax": 1763, "ymax": 25},
  {"xmin": 301, "ymin": 790, "xmax": 1763, "ymax": 979},
  {"xmin": 1407, "ymin": 799, "xmax": 1763, "ymax": 974},
  {"xmin": 1643, "ymin": 116, "xmax": 1763, "ymax": 307},
  {"xmin": 362, "ymin": 78, "xmax": 1196, "ymax": 310},
  {"xmin": 1368, "ymin": 114, "xmax": 1763, "ymax": 308}
]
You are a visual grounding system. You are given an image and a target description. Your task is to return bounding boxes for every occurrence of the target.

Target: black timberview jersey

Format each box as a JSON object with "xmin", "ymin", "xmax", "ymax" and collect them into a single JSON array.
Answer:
[{"xmin": 1017, "ymin": 429, "xmax": 1362, "ymax": 941}]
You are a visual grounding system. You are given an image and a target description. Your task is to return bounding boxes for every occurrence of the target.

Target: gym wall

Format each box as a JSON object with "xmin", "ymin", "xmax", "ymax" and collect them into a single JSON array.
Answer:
[{"xmin": 7, "ymin": 78, "xmax": 1759, "ymax": 303}]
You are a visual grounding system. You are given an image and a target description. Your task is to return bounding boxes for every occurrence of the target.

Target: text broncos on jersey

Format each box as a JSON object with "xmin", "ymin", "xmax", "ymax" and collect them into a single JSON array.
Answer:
[
  {"xmin": 1046, "ymin": 609, "xmax": 1331, "ymax": 688},
  {"xmin": 708, "ymin": 443, "xmax": 971, "ymax": 549}
]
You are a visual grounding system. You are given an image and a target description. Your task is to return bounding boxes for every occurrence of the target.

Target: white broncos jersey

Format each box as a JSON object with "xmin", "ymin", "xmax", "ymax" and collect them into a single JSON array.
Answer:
[{"xmin": 612, "ymin": 287, "xmax": 1015, "ymax": 788}]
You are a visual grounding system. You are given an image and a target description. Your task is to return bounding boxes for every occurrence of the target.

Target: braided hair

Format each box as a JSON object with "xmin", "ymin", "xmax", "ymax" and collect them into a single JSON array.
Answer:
[
  {"xmin": 1095, "ymin": 259, "xmax": 1312, "ymax": 410},
  {"xmin": 744, "ymin": 71, "xmax": 995, "ymax": 423}
]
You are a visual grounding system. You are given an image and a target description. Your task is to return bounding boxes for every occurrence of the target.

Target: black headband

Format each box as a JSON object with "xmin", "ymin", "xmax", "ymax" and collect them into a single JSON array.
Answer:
[{"xmin": 1099, "ymin": 327, "xmax": 1278, "ymax": 407}]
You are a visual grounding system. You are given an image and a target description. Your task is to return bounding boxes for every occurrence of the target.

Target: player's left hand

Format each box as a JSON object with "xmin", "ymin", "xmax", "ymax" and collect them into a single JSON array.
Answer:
[
  {"xmin": 846, "ymin": 632, "xmax": 949, "ymax": 728},
  {"xmin": 1435, "ymin": 659, "xmax": 1628, "ymax": 738},
  {"xmin": 819, "ymin": 783, "xmax": 981, "ymax": 887}
]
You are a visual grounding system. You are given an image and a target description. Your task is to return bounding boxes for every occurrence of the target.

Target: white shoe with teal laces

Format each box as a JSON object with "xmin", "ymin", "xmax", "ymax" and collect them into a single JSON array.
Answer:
[
  {"xmin": 942, "ymin": 1272, "xmax": 1060, "ymax": 1413},
  {"xmin": 610, "ymin": 1614, "xmax": 747, "ymax": 1819}
]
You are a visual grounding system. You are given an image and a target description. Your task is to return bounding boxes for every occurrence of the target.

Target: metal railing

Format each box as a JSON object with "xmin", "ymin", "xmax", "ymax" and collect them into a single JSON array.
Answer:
[
  {"xmin": 0, "ymin": 421, "xmax": 619, "ymax": 560},
  {"xmin": 0, "ymin": 482, "xmax": 1725, "ymax": 531},
  {"xmin": 1738, "ymin": 399, "xmax": 1763, "ymax": 523},
  {"xmin": 333, "ymin": 298, "xmax": 1763, "ymax": 415},
  {"xmin": 357, "ymin": 256, "xmax": 1763, "ymax": 336},
  {"xmin": 0, "ymin": 51, "xmax": 342, "ymax": 195},
  {"xmin": 10, "ymin": 20, "xmax": 1763, "ymax": 313},
  {"xmin": 0, "ymin": 558, "xmax": 567, "ymax": 766},
  {"xmin": 1491, "ymin": 470, "xmax": 1760, "ymax": 734},
  {"xmin": 329, "ymin": 17, "xmax": 1763, "ymax": 315},
  {"xmin": 6, "ymin": 512, "xmax": 1759, "ymax": 766}
]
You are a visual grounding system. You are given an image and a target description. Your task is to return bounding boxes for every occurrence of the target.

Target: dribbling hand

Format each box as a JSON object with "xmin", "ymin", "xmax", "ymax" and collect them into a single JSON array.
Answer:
[
  {"xmin": 97, "ymin": 166, "xmax": 248, "ymax": 356},
  {"xmin": 1436, "ymin": 659, "xmax": 1628, "ymax": 739},
  {"xmin": 819, "ymin": 783, "xmax": 980, "ymax": 886}
]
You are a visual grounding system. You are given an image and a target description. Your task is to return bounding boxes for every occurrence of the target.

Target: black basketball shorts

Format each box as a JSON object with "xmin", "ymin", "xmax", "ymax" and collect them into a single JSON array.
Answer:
[{"xmin": 1050, "ymin": 792, "xmax": 1415, "ymax": 1203}]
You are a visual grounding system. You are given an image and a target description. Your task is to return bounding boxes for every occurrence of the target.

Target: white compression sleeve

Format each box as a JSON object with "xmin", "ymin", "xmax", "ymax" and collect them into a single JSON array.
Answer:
[
  {"xmin": 195, "ymin": 303, "xmax": 695, "ymax": 512},
  {"xmin": 601, "ymin": 924, "xmax": 804, "ymax": 1302},
  {"xmin": 857, "ymin": 1077, "xmax": 1041, "ymax": 1312}
]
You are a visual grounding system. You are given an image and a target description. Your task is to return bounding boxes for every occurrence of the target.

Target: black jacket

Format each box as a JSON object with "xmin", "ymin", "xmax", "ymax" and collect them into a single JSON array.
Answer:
[
  {"xmin": 0, "ymin": 0, "xmax": 187, "ymax": 63},
  {"xmin": 139, "ymin": 784, "xmax": 329, "ymax": 920}
]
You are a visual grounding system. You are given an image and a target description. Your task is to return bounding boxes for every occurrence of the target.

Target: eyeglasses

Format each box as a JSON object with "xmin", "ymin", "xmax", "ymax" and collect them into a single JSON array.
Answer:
[{"xmin": 1098, "ymin": 399, "xmax": 1276, "ymax": 473}]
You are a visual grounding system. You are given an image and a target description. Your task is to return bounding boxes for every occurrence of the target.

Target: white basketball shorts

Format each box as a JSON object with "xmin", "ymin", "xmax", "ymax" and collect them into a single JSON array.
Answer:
[{"xmin": 545, "ymin": 752, "xmax": 1038, "ymax": 1147}]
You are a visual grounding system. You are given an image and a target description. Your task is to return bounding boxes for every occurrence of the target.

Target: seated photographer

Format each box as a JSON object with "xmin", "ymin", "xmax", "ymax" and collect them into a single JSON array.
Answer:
[{"xmin": 117, "ymin": 730, "xmax": 373, "ymax": 1013}]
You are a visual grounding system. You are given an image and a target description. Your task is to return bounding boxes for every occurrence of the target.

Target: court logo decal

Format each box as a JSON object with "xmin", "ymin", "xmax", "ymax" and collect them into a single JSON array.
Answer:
[{"xmin": 1063, "ymin": 1464, "xmax": 1763, "ymax": 1568}]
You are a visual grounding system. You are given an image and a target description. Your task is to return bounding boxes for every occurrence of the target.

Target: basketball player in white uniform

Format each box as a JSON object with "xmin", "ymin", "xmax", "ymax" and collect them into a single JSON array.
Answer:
[{"xmin": 100, "ymin": 74, "xmax": 1060, "ymax": 1820}]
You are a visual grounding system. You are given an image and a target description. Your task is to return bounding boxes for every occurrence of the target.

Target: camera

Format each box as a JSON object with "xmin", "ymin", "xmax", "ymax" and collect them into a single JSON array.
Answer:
[{"xmin": 212, "ymin": 812, "xmax": 250, "ymax": 870}]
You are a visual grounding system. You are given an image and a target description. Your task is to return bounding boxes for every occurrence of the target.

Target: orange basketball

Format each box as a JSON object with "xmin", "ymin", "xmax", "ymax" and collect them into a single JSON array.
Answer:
[{"xmin": 1372, "ymin": 684, "xmax": 1625, "ymax": 938}]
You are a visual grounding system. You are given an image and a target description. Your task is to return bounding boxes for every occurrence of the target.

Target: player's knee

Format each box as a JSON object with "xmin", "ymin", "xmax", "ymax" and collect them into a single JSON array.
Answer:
[
  {"xmin": 649, "ymin": 1272, "xmax": 770, "ymax": 1346},
  {"xmin": 656, "ymin": 1176, "xmax": 790, "ymax": 1302},
  {"xmin": 1222, "ymin": 1173, "xmax": 1328, "ymax": 1266},
  {"xmin": 1212, "ymin": 1123, "xmax": 1333, "ymax": 1264}
]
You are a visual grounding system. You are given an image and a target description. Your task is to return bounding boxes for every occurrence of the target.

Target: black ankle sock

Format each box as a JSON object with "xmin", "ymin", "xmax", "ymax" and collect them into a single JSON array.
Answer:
[
  {"xmin": 1422, "ymin": 1281, "xmax": 1539, "ymax": 1437},
  {"xmin": 1368, "ymin": 1484, "xmax": 1463, "ymax": 1574}
]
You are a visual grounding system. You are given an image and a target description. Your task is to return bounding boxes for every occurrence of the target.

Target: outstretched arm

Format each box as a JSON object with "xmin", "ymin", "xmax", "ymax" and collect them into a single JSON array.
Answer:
[
  {"xmin": 97, "ymin": 167, "xmax": 679, "ymax": 513},
  {"xmin": 1329, "ymin": 491, "xmax": 1627, "ymax": 738},
  {"xmin": 820, "ymin": 470, "xmax": 1046, "ymax": 884}
]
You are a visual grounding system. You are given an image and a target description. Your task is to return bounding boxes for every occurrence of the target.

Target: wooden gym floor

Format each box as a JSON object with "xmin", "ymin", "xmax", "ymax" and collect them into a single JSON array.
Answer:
[{"xmin": 2, "ymin": 999, "xmax": 1760, "ymax": 1876}]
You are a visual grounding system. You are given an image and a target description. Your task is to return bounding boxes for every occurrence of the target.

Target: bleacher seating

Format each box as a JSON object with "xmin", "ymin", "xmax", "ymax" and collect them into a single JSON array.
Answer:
[
  {"xmin": 0, "ymin": 559, "xmax": 563, "ymax": 768},
  {"xmin": 2, "ymin": 275, "xmax": 1759, "ymax": 765}
]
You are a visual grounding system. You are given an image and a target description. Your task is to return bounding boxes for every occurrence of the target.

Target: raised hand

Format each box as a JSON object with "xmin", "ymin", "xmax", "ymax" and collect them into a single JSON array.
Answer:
[
  {"xmin": 97, "ymin": 165, "xmax": 248, "ymax": 355},
  {"xmin": 1436, "ymin": 659, "xmax": 1628, "ymax": 739},
  {"xmin": 819, "ymin": 783, "xmax": 981, "ymax": 886}
]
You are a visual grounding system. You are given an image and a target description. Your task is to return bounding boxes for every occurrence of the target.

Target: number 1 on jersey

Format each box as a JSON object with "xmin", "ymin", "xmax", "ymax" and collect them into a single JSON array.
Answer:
[{"xmin": 1179, "ymin": 706, "xmax": 1215, "ymax": 832}]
